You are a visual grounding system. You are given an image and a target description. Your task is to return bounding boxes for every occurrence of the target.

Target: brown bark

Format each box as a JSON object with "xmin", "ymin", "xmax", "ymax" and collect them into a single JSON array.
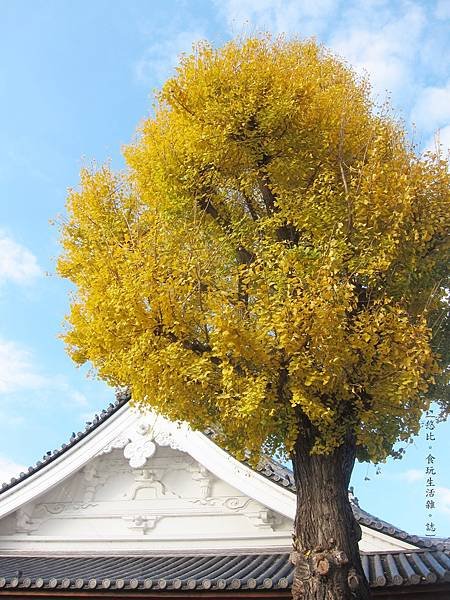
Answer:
[{"xmin": 291, "ymin": 426, "xmax": 371, "ymax": 600}]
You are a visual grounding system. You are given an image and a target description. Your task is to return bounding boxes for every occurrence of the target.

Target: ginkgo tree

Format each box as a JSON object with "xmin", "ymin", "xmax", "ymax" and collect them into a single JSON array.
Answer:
[{"xmin": 58, "ymin": 36, "xmax": 449, "ymax": 600}]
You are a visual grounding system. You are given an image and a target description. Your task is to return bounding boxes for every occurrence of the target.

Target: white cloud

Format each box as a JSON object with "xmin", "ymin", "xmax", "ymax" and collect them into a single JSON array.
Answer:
[
  {"xmin": 45, "ymin": 375, "xmax": 90, "ymax": 408},
  {"xmin": 214, "ymin": 0, "xmax": 450, "ymax": 158},
  {"xmin": 134, "ymin": 30, "xmax": 206, "ymax": 86},
  {"xmin": 436, "ymin": 125, "xmax": 450, "ymax": 155},
  {"xmin": 0, "ymin": 337, "xmax": 90, "ymax": 409},
  {"xmin": 0, "ymin": 338, "xmax": 46, "ymax": 394},
  {"xmin": 329, "ymin": 3, "xmax": 426, "ymax": 102},
  {"xmin": 399, "ymin": 469, "xmax": 423, "ymax": 483},
  {"xmin": 424, "ymin": 125, "xmax": 450, "ymax": 156},
  {"xmin": 0, "ymin": 411, "xmax": 25, "ymax": 427},
  {"xmin": 0, "ymin": 232, "xmax": 41, "ymax": 286},
  {"xmin": 215, "ymin": 1, "xmax": 431, "ymax": 109},
  {"xmin": 411, "ymin": 81, "xmax": 450, "ymax": 132},
  {"xmin": 69, "ymin": 390, "xmax": 89, "ymax": 407},
  {"xmin": 0, "ymin": 455, "xmax": 26, "ymax": 485},
  {"xmin": 215, "ymin": 0, "xmax": 337, "ymax": 37}
]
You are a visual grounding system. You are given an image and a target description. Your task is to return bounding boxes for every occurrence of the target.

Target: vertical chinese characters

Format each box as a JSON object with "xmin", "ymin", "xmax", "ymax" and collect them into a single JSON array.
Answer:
[{"xmin": 424, "ymin": 410, "xmax": 438, "ymax": 537}]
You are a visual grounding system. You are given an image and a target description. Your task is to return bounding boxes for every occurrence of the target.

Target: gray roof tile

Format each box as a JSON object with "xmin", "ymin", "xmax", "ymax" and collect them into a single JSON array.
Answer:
[{"xmin": 0, "ymin": 550, "xmax": 449, "ymax": 591}]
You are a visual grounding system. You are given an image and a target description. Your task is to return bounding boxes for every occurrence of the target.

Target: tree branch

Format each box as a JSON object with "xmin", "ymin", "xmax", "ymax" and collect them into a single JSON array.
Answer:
[
  {"xmin": 197, "ymin": 195, "xmax": 255, "ymax": 264},
  {"xmin": 241, "ymin": 190, "xmax": 259, "ymax": 221},
  {"xmin": 256, "ymin": 155, "xmax": 300, "ymax": 246},
  {"xmin": 153, "ymin": 323, "xmax": 221, "ymax": 365}
]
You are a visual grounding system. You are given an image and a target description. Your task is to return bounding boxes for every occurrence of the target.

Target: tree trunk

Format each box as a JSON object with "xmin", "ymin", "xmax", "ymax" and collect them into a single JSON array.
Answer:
[{"xmin": 291, "ymin": 427, "xmax": 371, "ymax": 600}]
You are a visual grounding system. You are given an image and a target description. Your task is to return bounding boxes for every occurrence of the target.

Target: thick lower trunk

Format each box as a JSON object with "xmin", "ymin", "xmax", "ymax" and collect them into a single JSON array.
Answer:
[{"xmin": 291, "ymin": 428, "xmax": 371, "ymax": 600}]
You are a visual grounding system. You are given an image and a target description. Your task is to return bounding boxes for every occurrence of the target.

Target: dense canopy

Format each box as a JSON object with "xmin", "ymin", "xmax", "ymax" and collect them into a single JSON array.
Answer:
[{"xmin": 58, "ymin": 36, "xmax": 449, "ymax": 464}]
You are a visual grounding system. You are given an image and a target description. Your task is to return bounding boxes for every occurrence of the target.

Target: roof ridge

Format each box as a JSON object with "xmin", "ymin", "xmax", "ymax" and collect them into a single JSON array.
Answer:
[{"xmin": 0, "ymin": 390, "xmax": 129, "ymax": 495}]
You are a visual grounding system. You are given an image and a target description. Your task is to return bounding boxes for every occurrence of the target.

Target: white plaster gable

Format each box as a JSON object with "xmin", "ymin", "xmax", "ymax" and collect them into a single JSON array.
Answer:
[
  {"xmin": 0, "ymin": 447, "xmax": 292, "ymax": 553},
  {"xmin": 0, "ymin": 403, "xmax": 417, "ymax": 554}
]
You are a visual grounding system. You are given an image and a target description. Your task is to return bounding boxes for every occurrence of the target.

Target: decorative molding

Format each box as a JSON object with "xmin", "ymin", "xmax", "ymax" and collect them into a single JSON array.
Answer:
[
  {"xmin": 190, "ymin": 465, "xmax": 213, "ymax": 498},
  {"xmin": 190, "ymin": 496, "xmax": 252, "ymax": 511},
  {"xmin": 247, "ymin": 509, "xmax": 281, "ymax": 531},
  {"xmin": 40, "ymin": 502, "xmax": 98, "ymax": 515},
  {"xmin": 122, "ymin": 514, "xmax": 160, "ymax": 534},
  {"xmin": 81, "ymin": 463, "xmax": 106, "ymax": 502},
  {"xmin": 99, "ymin": 420, "xmax": 159, "ymax": 469},
  {"xmin": 125, "ymin": 469, "xmax": 175, "ymax": 500},
  {"xmin": 0, "ymin": 403, "xmax": 420, "ymax": 554},
  {"xmin": 153, "ymin": 421, "xmax": 190, "ymax": 453},
  {"xmin": 0, "ymin": 403, "xmax": 297, "ymax": 525},
  {"xmin": 98, "ymin": 434, "xmax": 130, "ymax": 457},
  {"xmin": 15, "ymin": 505, "xmax": 40, "ymax": 534},
  {"xmin": 82, "ymin": 463, "xmax": 98, "ymax": 482},
  {"xmin": 224, "ymin": 497, "xmax": 253, "ymax": 511},
  {"xmin": 40, "ymin": 503, "xmax": 65, "ymax": 515},
  {"xmin": 124, "ymin": 438, "xmax": 156, "ymax": 469}
]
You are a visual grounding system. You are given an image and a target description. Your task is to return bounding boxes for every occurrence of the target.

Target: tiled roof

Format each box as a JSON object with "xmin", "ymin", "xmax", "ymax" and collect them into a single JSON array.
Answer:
[
  {"xmin": 0, "ymin": 391, "xmax": 129, "ymax": 496},
  {"xmin": 0, "ymin": 550, "xmax": 449, "ymax": 592},
  {"xmin": 1, "ymin": 390, "xmax": 448, "ymax": 552}
]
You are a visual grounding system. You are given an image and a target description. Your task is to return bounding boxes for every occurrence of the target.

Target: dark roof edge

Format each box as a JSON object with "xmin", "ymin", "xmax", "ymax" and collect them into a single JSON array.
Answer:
[
  {"xmin": 0, "ymin": 549, "xmax": 449, "ymax": 591},
  {"xmin": 0, "ymin": 389, "xmax": 129, "ymax": 496}
]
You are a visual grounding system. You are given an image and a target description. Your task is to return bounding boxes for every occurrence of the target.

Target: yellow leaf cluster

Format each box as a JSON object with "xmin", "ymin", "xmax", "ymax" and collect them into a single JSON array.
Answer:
[{"xmin": 58, "ymin": 36, "xmax": 449, "ymax": 463}]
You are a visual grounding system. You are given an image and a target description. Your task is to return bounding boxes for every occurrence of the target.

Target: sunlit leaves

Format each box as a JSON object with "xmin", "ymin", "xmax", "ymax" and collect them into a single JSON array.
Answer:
[{"xmin": 58, "ymin": 36, "xmax": 449, "ymax": 463}]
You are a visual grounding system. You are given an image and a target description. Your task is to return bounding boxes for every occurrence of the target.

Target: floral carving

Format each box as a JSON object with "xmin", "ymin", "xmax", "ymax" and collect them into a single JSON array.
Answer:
[
  {"xmin": 98, "ymin": 435, "xmax": 130, "ymax": 457},
  {"xmin": 154, "ymin": 430, "xmax": 187, "ymax": 452},
  {"xmin": 124, "ymin": 438, "xmax": 156, "ymax": 468}
]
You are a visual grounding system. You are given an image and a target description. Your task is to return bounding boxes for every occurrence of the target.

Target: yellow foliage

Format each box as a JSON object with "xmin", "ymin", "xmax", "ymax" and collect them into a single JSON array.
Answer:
[{"xmin": 58, "ymin": 36, "xmax": 449, "ymax": 462}]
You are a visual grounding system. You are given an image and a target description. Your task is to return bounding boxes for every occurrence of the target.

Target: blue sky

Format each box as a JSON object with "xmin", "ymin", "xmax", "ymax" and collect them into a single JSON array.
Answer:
[{"xmin": 0, "ymin": 0, "xmax": 449, "ymax": 538}]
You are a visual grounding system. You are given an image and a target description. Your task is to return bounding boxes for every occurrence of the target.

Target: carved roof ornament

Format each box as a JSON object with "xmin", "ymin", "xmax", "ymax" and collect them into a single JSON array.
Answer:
[
  {"xmin": 99, "ymin": 419, "xmax": 158, "ymax": 468},
  {"xmin": 153, "ymin": 419, "xmax": 190, "ymax": 452},
  {"xmin": 126, "ymin": 468, "xmax": 176, "ymax": 500},
  {"xmin": 122, "ymin": 514, "xmax": 160, "ymax": 534},
  {"xmin": 123, "ymin": 424, "xmax": 156, "ymax": 469},
  {"xmin": 98, "ymin": 415, "xmax": 189, "ymax": 468},
  {"xmin": 98, "ymin": 434, "xmax": 130, "ymax": 457},
  {"xmin": 15, "ymin": 505, "xmax": 40, "ymax": 534},
  {"xmin": 189, "ymin": 464, "xmax": 213, "ymax": 498},
  {"xmin": 247, "ymin": 508, "xmax": 281, "ymax": 531}
]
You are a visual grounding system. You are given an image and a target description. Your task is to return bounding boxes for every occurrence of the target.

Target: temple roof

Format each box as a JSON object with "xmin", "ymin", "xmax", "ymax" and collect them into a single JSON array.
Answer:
[
  {"xmin": 0, "ymin": 391, "xmax": 129, "ymax": 496},
  {"xmin": 1, "ymin": 390, "xmax": 447, "ymax": 553},
  {"xmin": 0, "ymin": 392, "xmax": 449, "ymax": 596},
  {"xmin": 0, "ymin": 549, "xmax": 449, "ymax": 593}
]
